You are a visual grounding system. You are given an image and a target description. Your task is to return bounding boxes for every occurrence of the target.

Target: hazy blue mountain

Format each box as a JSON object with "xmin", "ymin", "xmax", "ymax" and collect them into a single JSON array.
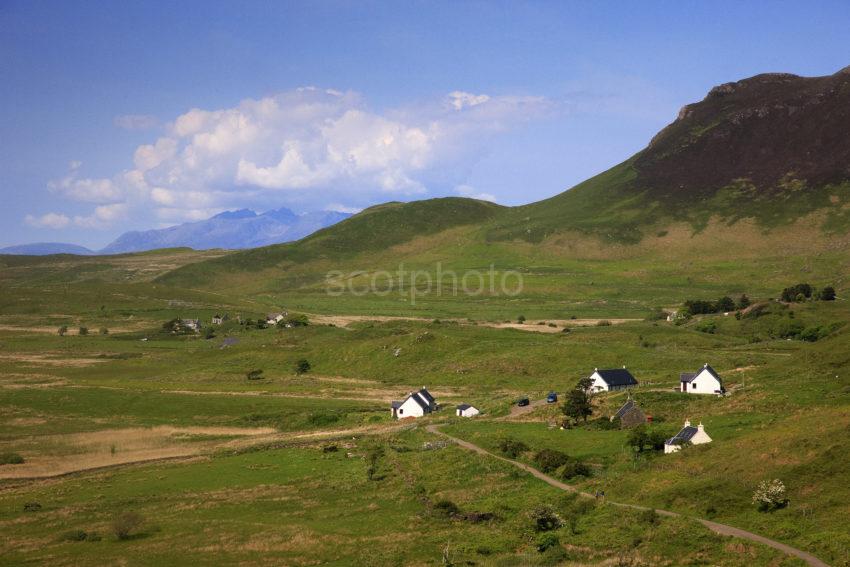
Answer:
[
  {"xmin": 99, "ymin": 207, "xmax": 351, "ymax": 254},
  {"xmin": 0, "ymin": 242, "xmax": 94, "ymax": 256}
]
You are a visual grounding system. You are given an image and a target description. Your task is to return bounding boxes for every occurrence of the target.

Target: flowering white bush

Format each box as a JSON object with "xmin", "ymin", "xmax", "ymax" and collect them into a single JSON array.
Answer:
[{"xmin": 752, "ymin": 479, "xmax": 789, "ymax": 511}]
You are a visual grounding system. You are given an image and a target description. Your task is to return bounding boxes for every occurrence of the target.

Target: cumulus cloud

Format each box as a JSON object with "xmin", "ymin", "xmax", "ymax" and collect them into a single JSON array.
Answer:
[
  {"xmin": 114, "ymin": 114, "xmax": 159, "ymax": 131},
  {"xmin": 24, "ymin": 212, "xmax": 71, "ymax": 229},
  {"xmin": 35, "ymin": 87, "xmax": 551, "ymax": 230},
  {"xmin": 455, "ymin": 184, "xmax": 496, "ymax": 202}
]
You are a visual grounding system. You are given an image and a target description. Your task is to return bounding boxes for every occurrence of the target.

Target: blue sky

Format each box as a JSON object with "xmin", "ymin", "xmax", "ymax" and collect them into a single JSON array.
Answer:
[{"xmin": 2, "ymin": 0, "xmax": 849, "ymax": 249}]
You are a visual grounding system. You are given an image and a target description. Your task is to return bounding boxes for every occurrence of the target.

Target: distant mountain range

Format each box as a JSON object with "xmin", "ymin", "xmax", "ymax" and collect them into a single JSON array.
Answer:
[{"xmin": 0, "ymin": 207, "xmax": 352, "ymax": 256}]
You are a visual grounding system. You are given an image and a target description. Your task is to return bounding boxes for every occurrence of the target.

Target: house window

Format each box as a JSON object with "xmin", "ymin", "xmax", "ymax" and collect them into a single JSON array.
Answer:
[
  {"xmin": 692, "ymin": 383, "xmax": 697, "ymax": 389},
  {"xmin": 399, "ymin": 409, "xmax": 403, "ymax": 414}
]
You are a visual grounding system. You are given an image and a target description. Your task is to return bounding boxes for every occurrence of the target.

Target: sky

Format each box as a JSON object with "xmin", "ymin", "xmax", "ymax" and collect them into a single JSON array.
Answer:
[{"xmin": 2, "ymin": 0, "xmax": 850, "ymax": 249}]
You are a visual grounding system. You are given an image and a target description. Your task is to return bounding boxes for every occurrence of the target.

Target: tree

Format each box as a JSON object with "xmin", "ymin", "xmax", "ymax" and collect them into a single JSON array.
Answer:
[
  {"xmin": 58, "ymin": 326, "xmax": 68, "ymax": 336},
  {"xmin": 78, "ymin": 326, "xmax": 88, "ymax": 336},
  {"xmin": 529, "ymin": 505, "xmax": 563, "ymax": 532},
  {"xmin": 781, "ymin": 283, "xmax": 812, "ymax": 302},
  {"xmin": 517, "ymin": 315, "xmax": 526, "ymax": 324},
  {"xmin": 497, "ymin": 438, "xmax": 529, "ymax": 458},
  {"xmin": 533, "ymin": 449, "xmax": 569, "ymax": 473},
  {"xmin": 204, "ymin": 327, "xmax": 216, "ymax": 339},
  {"xmin": 246, "ymin": 369, "xmax": 264, "ymax": 380},
  {"xmin": 737, "ymin": 294, "xmax": 751, "ymax": 310},
  {"xmin": 752, "ymin": 479, "xmax": 788, "ymax": 511},
  {"xmin": 627, "ymin": 425, "xmax": 650, "ymax": 452},
  {"xmin": 717, "ymin": 296, "xmax": 735, "ymax": 312},
  {"xmin": 561, "ymin": 376, "xmax": 593, "ymax": 423},
  {"xmin": 819, "ymin": 286, "xmax": 836, "ymax": 301},
  {"xmin": 111, "ymin": 511, "xmax": 144, "ymax": 540},
  {"xmin": 295, "ymin": 359, "xmax": 311, "ymax": 375}
]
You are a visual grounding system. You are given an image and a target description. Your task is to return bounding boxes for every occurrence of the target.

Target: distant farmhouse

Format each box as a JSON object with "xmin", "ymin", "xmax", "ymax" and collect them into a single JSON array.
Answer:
[
  {"xmin": 664, "ymin": 419, "xmax": 712, "ymax": 454},
  {"xmin": 180, "ymin": 318, "xmax": 201, "ymax": 332},
  {"xmin": 266, "ymin": 312, "xmax": 287, "ymax": 326},
  {"xmin": 456, "ymin": 404, "xmax": 480, "ymax": 418},
  {"xmin": 211, "ymin": 314, "xmax": 226, "ymax": 325},
  {"xmin": 391, "ymin": 388, "xmax": 436, "ymax": 419},
  {"xmin": 680, "ymin": 364, "xmax": 725, "ymax": 395},
  {"xmin": 588, "ymin": 367, "xmax": 638, "ymax": 392},
  {"xmin": 611, "ymin": 398, "xmax": 647, "ymax": 428}
]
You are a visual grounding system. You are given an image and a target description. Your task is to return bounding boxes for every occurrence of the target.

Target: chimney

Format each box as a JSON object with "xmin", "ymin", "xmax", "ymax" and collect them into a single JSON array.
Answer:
[
  {"xmin": 684, "ymin": 419, "xmax": 691, "ymax": 427},
  {"xmin": 704, "ymin": 363, "xmax": 708, "ymax": 368},
  {"xmin": 698, "ymin": 422, "xmax": 704, "ymax": 431},
  {"xmin": 623, "ymin": 365, "xmax": 627, "ymax": 369},
  {"xmin": 594, "ymin": 367, "xmax": 598, "ymax": 372}
]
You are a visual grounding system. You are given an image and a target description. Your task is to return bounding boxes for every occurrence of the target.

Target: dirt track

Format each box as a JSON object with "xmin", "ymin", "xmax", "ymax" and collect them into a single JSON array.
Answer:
[{"xmin": 426, "ymin": 424, "xmax": 829, "ymax": 567}]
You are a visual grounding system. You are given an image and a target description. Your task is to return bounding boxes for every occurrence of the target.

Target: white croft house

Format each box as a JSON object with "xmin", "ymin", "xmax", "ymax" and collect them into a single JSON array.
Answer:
[
  {"xmin": 680, "ymin": 364, "xmax": 725, "ymax": 395},
  {"xmin": 391, "ymin": 388, "xmax": 436, "ymax": 419},
  {"xmin": 266, "ymin": 312, "xmax": 287, "ymax": 325},
  {"xmin": 588, "ymin": 367, "xmax": 639, "ymax": 392},
  {"xmin": 456, "ymin": 404, "xmax": 480, "ymax": 418},
  {"xmin": 664, "ymin": 419, "xmax": 712, "ymax": 454}
]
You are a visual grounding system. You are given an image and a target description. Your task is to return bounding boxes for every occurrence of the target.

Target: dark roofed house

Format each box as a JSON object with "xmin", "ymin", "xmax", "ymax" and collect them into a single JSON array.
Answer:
[
  {"xmin": 664, "ymin": 419, "xmax": 712, "ymax": 454},
  {"xmin": 456, "ymin": 403, "xmax": 480, "ymax": 417},
  {"xmin": 589, "ymin": 367, "xmax": 638, "ymax": 392},
  {"xmin": 391, "ymin": 387, "xmax": 436, "ymax": 419},
  {"xmin": 611, "ymin": 398, "xmax": 647, "ymax": 428},
  {"xmin": 680, "ymin": 363, "xmax": 725, "ymax": 395}
]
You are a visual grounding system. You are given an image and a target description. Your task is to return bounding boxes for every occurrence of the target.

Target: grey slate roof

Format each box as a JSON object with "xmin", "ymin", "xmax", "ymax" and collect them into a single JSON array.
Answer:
[
  {"xmin": 682, "ymin": 364, "xmax": 722, "ymax": 383},
  {"xmin": 666, "ymin": 425, "xmax": 698, "ymax": 446},
  {"xmin": 679, "ymin": 372, "xmax": 697, "ymax": 383},
  {"xmin": 613, "ymin": 399, "xmax": 636, "ymax": 420},
  {"xmin": 391, "ymin": 401, "xmax": 403, "ymax": 409},
  {"xmin": 408, "ymin": 393, "xmax": 430, "ymax": 410},
  {"xmin": 456, "ymin": 403, "xmax": 472, "ymax": 411},
  {"xmin": 595, "ymin": 368, "xmax": 638, "ymax": 386},
  {"xmin": 417, "ymin": 388, "xmax": 435, "ymax": 404}
]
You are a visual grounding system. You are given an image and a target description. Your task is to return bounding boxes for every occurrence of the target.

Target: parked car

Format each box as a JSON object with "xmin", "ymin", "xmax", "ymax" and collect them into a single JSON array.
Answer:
[
  {"xmin": 546, "ymin": 392, "xmax": 558, "ymax": 403},
  {"xmin": 516, "ymin": 397, "xmax": 530, "ymax": 407}
]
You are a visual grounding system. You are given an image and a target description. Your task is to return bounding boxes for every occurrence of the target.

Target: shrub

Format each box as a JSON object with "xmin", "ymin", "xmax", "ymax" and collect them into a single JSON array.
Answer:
[
  {"xmin": 111, "ymin": 511, "xmax": 144, "ymax": 540},
  {"xmin": 100, "ymin": 327, "xmax": 109, "ymax": 335},
  {"xmin": 0, "ymin": 452, "xmax": 25, "ymax": 465},
  {"xmin": 561, "ymin": 327, "xmax": 571, "ymax": 334},
  {"xmin": 639, "ymin": 508, "xmax": 661, "ymax": 526},
  {"xmin": 307, "ymin": 411, "xmax": 341, "ymax": 426},
  {"xmin": 285, "ymin": 314, "xmax": 310, "ymax": 327},
  {"xmin": 737, "ymin": 294, "xmax": 751, "ymax": 309},
  {"xmin": 780, "ymin": 283, "xmax": 812, "ymax": 302},
  {"xmin": 695, "ymin": 320, "xmax": 717, "ymax": 334},
  {"xmin": 596, "ymin": 320, "xmax": 611, "ymax": 327},
  {"xmin": 753, "ymin": 479, "xmax": 789, "ymax": 511},
  {"xmin": 246, "ymin": 368, "xmax": 264, "ymax": 380},
  {"xmin": 517, "ymin": 315, "xmax": 526, "ymax": 323},
  {"xmin": 560, "ymin": 459, "xmax": 591, "ymax": 480},
  {"xmin": 433, "ymin": 499, "xmax": 460, "ymax": 518},
  {"xmin": 536, "ymin": 532, "xmax": 560, "ymax": 552},
  {"xmin": 58, "ymin": 325, "xmax": 68, "ymax": 336},
  {"xmin": 534, "ymin": 449, "xmax": 570, "ymax": 473},
  {"xmin": 497, "ymin": 438, "xmax": 529, "ymax": 458},
  {"xmin": 295, "ymin": 359, "xmax": 311, "ymax": 374},
  {"xmin": 819, "ymin": 286, "xmax": 836, "ymax": 301},
  {"xmin": 322, "ymin": 444, "xmax": 338, "ymax": 453},
  {"xmin": 23, "ymin": 502, "xmax": 41, "ymax": 512},
  {"xmin": 717, "ymin": 296, "xmax": 735, "ymax": 312},
  {"xmin": 529, "ymin": 505, "xmax": 562, "ymax": 532},
  {"xmin": 78, "ymin": 326, "xmax": 89, "ymax": 336},
  {"xmin": 61, "ymin": 529, "xmax": 90, "ymax": 542}
]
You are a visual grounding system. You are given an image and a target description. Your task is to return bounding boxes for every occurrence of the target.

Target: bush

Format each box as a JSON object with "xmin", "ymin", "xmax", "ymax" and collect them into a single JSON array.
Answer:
[
  {"xmin": 58, "ymin": 325, "xmax": 68, "ymax": 336},
  {"xmin": 295, "ymin": 359, "xmax": 311, "ymax": 375},
  {"xmin": 737, "ymin": 294, "xmax": 751, "ymax": 309},
  {"xmin": 61, "ymin": 529, "xmax": 90, "ymax": 542},
  {"xmin": 534, "ymin": 449, "xmax": 570, "ymax": 473},
  {"xmin": 639, "ymin": 508, "xmax": 661, "ymax": 526},
  {"xmin": 529, "ymin": 505, "xmax": 562, "ymax": 532},
  {"xmin": 307, "ymin": 411, "xmax": 341, "ymax": 427},
  {"xmin": 517, "ymin": 315, "xmax": 526, "ymax": 323},
  {"xmin": 695, "ymin": 320, "xmax": 717, "ymax": 334},
  {"xmin": 0, "ymin": 452, "xmax": 25, "ymax": 465},
  {"xmin": 497, "ymin": 438, "xmax": 529, "ymax": 458},
  {"xmin": 78, "ymin": 326, "xmax": 89, "ymax": 336},
  {"xmin": 560, "ymin": 459, "xmax": 591, "ymax": 480},
  {"xmin": 596, "ymin": 320, "xmax": 611, "ymax": 326},
  {"xmin": 23, "ymin": 502, "xmax": 41, "ymax": 512},
  {"xmin": 246, "ymin": 369, "xmax": 264, "ymax": 380},
  {"xmin": 321, "ymin": 444, "xmax": 338, "ymax": 453},
  {"xmin": 111, "ymin": 511, "xmax": 144, "ymax": 540},
  {"xmin": 99, "ymin": 327, "xmax": 109, "ymax": 335},
  {"xmin": 780, "ymin": 283, "xmax": 812, "ymax": 302},
  {"xmin": 819, "ymin": 286, "xmax": 836, "ymax": 301},
  {"xmin": 433, "ymin": 499, "xmax": 460, "ymax": 518},
  {"xmin": 536, "ymin": 532, "xmax": 560, "ymax": 552},
  {"xmin": 753, "ymin": 479, "xmax": 789, "ymax": 511}
]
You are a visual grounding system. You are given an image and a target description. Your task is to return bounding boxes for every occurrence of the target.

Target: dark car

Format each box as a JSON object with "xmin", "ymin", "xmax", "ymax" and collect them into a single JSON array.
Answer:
[
  {"xmin": 546, "ymin": 392, "xmax": 558, "ymax": 403},
  {"xmin": 516, "ymin": 397, "xmax": 530, "ymax": 407}
]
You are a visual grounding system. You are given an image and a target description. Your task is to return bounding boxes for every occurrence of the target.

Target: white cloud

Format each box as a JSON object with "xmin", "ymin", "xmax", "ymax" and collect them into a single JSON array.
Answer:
[
  {"xmin": 325, "ymin": 203, "xmax": 363, "ymax": 214},
  {"xmin": 114, "ymin": 114, "xmax": 159, "ymax": 131},
  {"xmin": 33, "ymin": 87, "xmax": 550, "ymax": 230},
  {"xmin": 73, "ymin": 203, "xmax": 129, "ymax": 229},
  {"xmin": 24, "ymin": 212, "xmax": 71, "ymax": 229},
  {"xmin": 455, "ymin": 184, "xmax": 496, "ymax": 202}
]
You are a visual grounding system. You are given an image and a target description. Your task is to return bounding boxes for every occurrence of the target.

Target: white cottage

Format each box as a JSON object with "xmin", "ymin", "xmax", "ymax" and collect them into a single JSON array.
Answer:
[
  {"xmin": 680, "ymin": 364, "xmax": 725, "ymax": 395},
  {"xmin": 456, "ymin": 404, "xmax": 480, "ymax": 418},
  {"xmin": 266, "ymin": 312, "xmax": 287, "ymax": 325},
  {"xmin": 390, "ymin": 388, "xmax": 436, "ymax": 419},
  {"xmin": 664, "ymin": 419, "xmax": 712, "ymax": 454},
  {"xmin": 588, "ymin": 367, "xmax": 638, "ymax": 392}
]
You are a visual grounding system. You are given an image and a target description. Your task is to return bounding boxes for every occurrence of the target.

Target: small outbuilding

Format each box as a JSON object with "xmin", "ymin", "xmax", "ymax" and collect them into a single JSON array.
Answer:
[
  {"xmin": 456, "ymin": 404, "xmax": 480, "ymax": 418},
  {"xmin": 588, "ymin": 367, "xmax": 638, "ymax": 392},
  {"xmin": 611, "ymin": 398, "xmax": 647, "ymax": 428},
  {"xmin": 664, "ymin": 419, "xmax": 712, "ymax": 454},
  {"xmin": 391, "ymin": 387, "xmax": 436, "ymax": 419},
  {"xmin": 212, "ymin": 314, "xmax": 224, "ymax": 325},
  {"xmin": 680, "ymin": 364, "xmax": 725, "ymax": 395},
  {"xmin": 266, "ymin": 312, "xmax": 287, "ymax": 325}
]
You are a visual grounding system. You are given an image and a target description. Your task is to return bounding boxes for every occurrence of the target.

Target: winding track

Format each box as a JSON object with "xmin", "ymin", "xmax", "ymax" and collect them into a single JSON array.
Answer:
[{"xmin": 426, "ymin": 424, "xmax": 829, "ymax": 567}]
